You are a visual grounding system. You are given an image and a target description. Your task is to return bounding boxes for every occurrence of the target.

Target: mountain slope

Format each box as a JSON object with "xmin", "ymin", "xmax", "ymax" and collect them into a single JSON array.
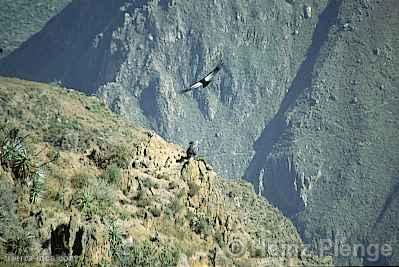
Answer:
[
  {"xmin": 246, "ymin": 0, "xmax": 399, "ymax": 265},
  {"xmin": 0, "ymin": 77, "xmax": 329, "ymax": 266},
  {"xmin": 0, "ymin": 0, "xmax": 71, "ymax": 59},
  {"xmin": 0, "ymin": 0, "xmax": 330, "ymax": 179},
  {"xmin": 0, "ymin": 0, "xmax": 398, "ymax": 265}
]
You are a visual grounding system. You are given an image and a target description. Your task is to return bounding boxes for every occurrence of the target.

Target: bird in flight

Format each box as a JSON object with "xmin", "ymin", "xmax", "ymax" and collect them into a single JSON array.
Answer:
[{"xmin": 180, "ymin": 61, "xmax": 223, "ymax": 94}]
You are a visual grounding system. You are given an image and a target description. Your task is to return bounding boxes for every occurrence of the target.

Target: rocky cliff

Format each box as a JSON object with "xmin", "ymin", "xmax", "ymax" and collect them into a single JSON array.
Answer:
[
  {"xmin": 0, "ymin": 0, "xmax": 331, "ymax": 179},
  {"xmin": 0, "ymin": 0, "xmax": 71, "ymax": 59},
  {"xmin": 0, "ymin": 77, "xmax": 329, "ymax": 266},
  {"xmin": 246, "ymin": 1, "xmax": 399, "ymax": 265},
  {"xmin": 0, "ymin": 0, "xmax": 398, "ymax": 265}
]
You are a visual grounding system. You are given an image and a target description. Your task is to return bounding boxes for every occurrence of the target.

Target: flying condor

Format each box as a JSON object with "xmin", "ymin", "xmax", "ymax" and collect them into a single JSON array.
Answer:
[{"xmin": 180, "ymin": 61, "xmax": 224, "ymax": 94}]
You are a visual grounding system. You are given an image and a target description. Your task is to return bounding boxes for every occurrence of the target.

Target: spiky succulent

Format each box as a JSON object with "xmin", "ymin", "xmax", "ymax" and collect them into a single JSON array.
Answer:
[{"xmin": 30, "ymin": 169, "xmax": 45, "ymax": 203}]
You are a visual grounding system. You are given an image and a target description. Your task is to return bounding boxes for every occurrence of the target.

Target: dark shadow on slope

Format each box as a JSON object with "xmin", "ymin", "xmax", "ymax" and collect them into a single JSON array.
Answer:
[
  {"xmin": 140, "ymin": 77, "xmax": 160, "ymax": 123},
  {"xmin": 159, "ymin": 0, "xmax": 170, "ymax": 10},
  {"xmin": 0, "ymin": 0, "xmax": 146, "ymax": 94},
  {"xmin": 244, "ymin": 0, "xmax": 343, "ymax": 216},
  {"xmin": 374, "ymin": 179, "xmax": 399, "ymax": 227},
  {"xmin": 51, "ymin": 224, "xmax": 70, "ymax": 256}
]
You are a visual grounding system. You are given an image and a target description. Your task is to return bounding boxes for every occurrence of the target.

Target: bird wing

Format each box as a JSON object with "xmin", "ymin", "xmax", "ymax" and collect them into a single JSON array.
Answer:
[
  {"xmin": 204, "ymin": 71, "xmax": 215, "ymax": 82},
  {"xmin": 179, "ymin": 80, "xmax": 203, "ymax": 94},
  {"xmin": 204, "ymin": 64, "xmax": 222, "ymax": 82}
]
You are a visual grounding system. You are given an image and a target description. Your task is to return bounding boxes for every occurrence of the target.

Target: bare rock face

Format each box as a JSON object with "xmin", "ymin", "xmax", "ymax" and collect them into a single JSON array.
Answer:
[
  {"xmin": 0, "ymin": 0, "xmax": 329, "ymax": 179},
  {"xmin": 247, "ymin": 0, "xmax": 399, "ymax": 265}
]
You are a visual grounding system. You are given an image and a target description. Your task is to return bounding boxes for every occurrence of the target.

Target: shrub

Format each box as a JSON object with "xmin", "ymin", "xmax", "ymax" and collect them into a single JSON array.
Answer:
[
  {"xmin": 141, "ymin": 177, "xmax": 155, "ymax": 189},
  {"xmin": 44, "ymin": 117, "xmax": 81, "ymax": 150},
  {"xmin": 188, "ymin": 212, "xmax": 212, "ymax": 237},
  {"xmin": 73, "ymin": 180, "xmax": 114, "ymax": 219},
  {"xmin": 135, "ymin": 191, "xmax": 152, "ymax": 208},
  {"xmin": 108, "ymin": 145, "xmax": 130, "ymax": 169},
  {"xmin": 100, "ymin": 164, "xmax": 122, "ymax": 185},
  {"xmin": 168, "ymin": 181, "xmax": 178, "ymax": 190},
  {"xmin": 0, "ymin": 181, "xmax": 37, "ymax": 257},
  {"xmin": 0, "ymin": 129, "xmax": 33, "ymax": 182},
  {"xmin": 5, "ymin": 224, "xmax": 36, "ymax": 257},
  {"xmin": 165, "ymin": 191, "xmax": 185, "ymax": 217},
  {"xmin": 71, "ymin": 172, "xmax": 91, "ymax": 189},
  {"xmin": 107, "ymin": 221, "xmax": 126, "ymax": 264},
  {"xmin": 149, "ymin": 206, "xmax": 162, "ymax": 217},
  {"xmin": 128, "ymin": 240, "xmax": 180, "ymax": 267},
  {"xmin": 74, "ymin": 190, "xmax": 96, "ymax": 217}
]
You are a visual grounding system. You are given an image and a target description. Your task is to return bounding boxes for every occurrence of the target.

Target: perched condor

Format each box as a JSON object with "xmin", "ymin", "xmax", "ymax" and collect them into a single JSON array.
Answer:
[{"xmin": 180, "ymin": 61, "xmax": 223, "ymax": 94}]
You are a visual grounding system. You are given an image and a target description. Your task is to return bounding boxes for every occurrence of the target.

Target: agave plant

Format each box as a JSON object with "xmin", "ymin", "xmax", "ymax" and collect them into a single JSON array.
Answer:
[
  {"xmin": 74, "ymin": 190, "xmax": 96, "ymax": 217},
  {"xmin": 30, "ymin": 169, "xmax": 45, "ymax": 204},
  {"xmin": 12, "ymin": 148, "xmax": 33, "ymax": 182},
  {"xmin": 0, "ymin": 129, "xmax": 33, "ymax": 182},
  {"xmin": 108, "ymin": 220, "xmax": 124, "ymax": 262}
]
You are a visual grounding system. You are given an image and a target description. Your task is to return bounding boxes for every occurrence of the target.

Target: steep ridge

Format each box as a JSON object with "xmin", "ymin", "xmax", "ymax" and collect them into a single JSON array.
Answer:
[
  {"xmin": 0, "ymin": 0, "xmax": 329, "ymax": 178},
  {"xmin": 0, "ymin": 0, "xmax": 71, "ymax": 59},
  {"xmin": 0, "ymin": 77, "xmax": 330, "ymax": 266},
  {"xmin": 245, "ymin": 0, "xmax": 343, "ymax": 215},
  {"xmin": 0, "ymin": 0, "xmax": 127, "ymax": 94},
  {"xmin": 250, "ymin": 0, "xmax": 399, "ymax": 265}
]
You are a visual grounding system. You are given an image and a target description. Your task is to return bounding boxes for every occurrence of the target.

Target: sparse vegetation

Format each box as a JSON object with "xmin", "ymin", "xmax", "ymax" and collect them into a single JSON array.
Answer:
[
  {"xmin": 128, "ymin": 240, "xmax": 180, "ymax": 267},
  {"xmin": 107, "ymin": 220, "xmax": 126, "ymax": 264},
  {"xmin": 73, "ymin": 179, "xmax": 114, "ymax": 219},
  {"xmin": 0, "ymin": 128, "xmax": 33, "ymax": 182},
  {"xmin": 187, "ymin": 180, "xmax": 200, "ymax": 197},
  {"xmin": 135, "ymin": 191, "xmax": 152, "ymax": 208},
  {"xmin": 0, "ymin": 180, "xmax": 38, "ymax": 258},
  {"xmin": 71, "ymin": 172, "xmax": 91, "ymax": 189},
  {"xmin": 101, "ymin": 164, "xmax": 122, "ymax": 185},
  {"xmin": 188, "ymin": 212, "xmax": 212, "ymax": 237}
]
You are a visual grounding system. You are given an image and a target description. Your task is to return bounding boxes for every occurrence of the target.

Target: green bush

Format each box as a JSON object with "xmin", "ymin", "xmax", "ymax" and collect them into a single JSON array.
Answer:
[
  {"xmin": 188, "ymin": 212, "xmax": 212, "ymax": 237},
  {"xmin": 168, "ymin": 181, "xmax": 178, "ymax": 190},
  {"xmin": 0, "ymin": 181, "xmax": 37, "ymax": 257},
  {"xmin": 0, "ymin": 128, "xmax": 34, "ymax": 182},
  {"xmin": 107, "ymin": 221, "xmax": 126, "ymax": 264},
  {"xmin": 71, "ymin": 172, "xmax": 91, "ymax": 189},
  {"xmin": 44, "ymin": 116, "xmax": 81, "ymax": 150},
  {"xmin": 135, "ymin": 191, "xmax": 152, "ymax": 208},
  {"xmin": 165, "ymin": 191, "xmax": 185, "ymax": 217},
  {"xmin": 149, "ymin": 206, "xmax": 162, "ymax": 217},
  {"xmin": 128, "ymin": 240, "xmax": 180, "ymax": 267},
  {"xmin": 73, "ymin": 180, "xmax": 114, "ymax": 218},
  {"xmin": 100, "ymin": 164, "xmax": 122, "ymax": 185},
  {"xmin": 141, "ymin": 177, "xmax": 155, "ymax": 189},
  {"xmin": 5, "ymin": 224, "xmax": 36, "ymax": 257},
  {"xmin": 108, "ymin": 145, "xmax": 130, "ymax": 169}
]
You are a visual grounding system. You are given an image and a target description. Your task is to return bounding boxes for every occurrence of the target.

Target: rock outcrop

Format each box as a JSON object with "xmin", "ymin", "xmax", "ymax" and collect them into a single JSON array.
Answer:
[{"xmin": 0, "ymin": 78, "xmax": 329, "ymax": 266}]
